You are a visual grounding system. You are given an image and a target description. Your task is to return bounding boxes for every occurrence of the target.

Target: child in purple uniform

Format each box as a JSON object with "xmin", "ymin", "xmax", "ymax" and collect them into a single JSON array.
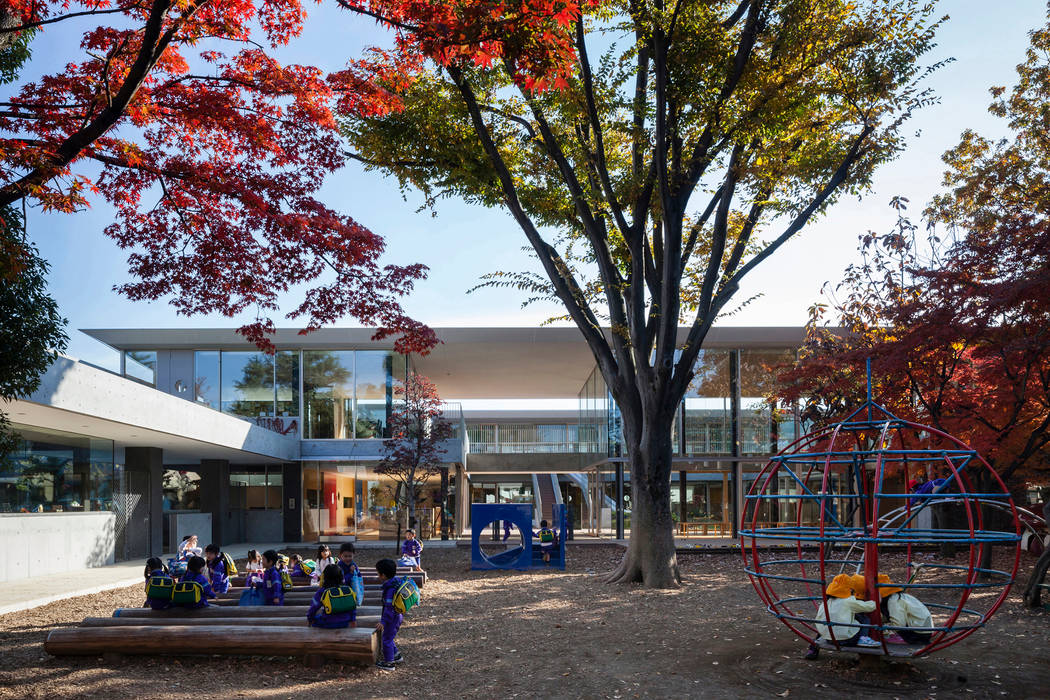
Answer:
[
  {"xmin": 307, "ymin": 564, "xmax": 357, "ymax": 629},
  {"xmin": 143, "ymin": 557, "xmax": 173, "ymax": 610},
  {"xmin": 400, "ymin": 529, "xmax": 423, "ymax": 571},
  {"xmin": 337, "ymin": 542, "xmax": 361, "ymax": 583},
  {"xmin": 203, "ymin": 543, "xmax": 230, "ymax": 594},
  {"xmin": 253, "ymin": 549, "xmax": 285, "ymax": 605},
  {"xmin": 375, "ymin": 558, "xmax": 404, "ymax": 671},
  {"xmin": 177, "ymin": 555, "xmax": 217, "ymax": 608}
]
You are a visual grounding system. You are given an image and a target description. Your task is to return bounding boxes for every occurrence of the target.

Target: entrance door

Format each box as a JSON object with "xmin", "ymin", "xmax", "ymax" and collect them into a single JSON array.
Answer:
[{"xmin": 126, "ymin": 467, "xmax": 151, "ymax": 559}]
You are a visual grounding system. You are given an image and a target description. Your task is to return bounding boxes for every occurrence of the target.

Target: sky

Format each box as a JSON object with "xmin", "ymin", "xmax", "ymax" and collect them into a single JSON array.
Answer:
[{"xmin": 18, "ymin": 0, "xmax": 1050, "ymax": 373}]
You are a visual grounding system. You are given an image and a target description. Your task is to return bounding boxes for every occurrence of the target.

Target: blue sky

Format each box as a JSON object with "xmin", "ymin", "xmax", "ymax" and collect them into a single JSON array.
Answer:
[{"xmin": 20, "ymin": 1, "xmax": 1049, "ymax": 371}]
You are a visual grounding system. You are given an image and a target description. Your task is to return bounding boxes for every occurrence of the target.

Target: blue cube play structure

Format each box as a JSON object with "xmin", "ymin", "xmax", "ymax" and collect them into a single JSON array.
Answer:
[{"xmin": 471, "ymin": 503, "xmax": 567, "ymax": 570}]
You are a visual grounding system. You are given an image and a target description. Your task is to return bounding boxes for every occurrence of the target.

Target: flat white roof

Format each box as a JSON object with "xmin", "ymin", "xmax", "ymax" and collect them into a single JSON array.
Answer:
[{"xmin": 82, "ymin": 326, "xmax": 806, "ymax": 400}]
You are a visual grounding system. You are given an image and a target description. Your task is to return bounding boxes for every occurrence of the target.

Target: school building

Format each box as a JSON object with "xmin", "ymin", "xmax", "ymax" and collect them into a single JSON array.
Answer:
[{"xmin": 1, "ymin": 326, "xmax": 804, "ymax": 582}]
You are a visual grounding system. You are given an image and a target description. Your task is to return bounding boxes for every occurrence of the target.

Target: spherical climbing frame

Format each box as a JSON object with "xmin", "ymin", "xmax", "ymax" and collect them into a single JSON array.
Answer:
[{"xmin": 740, "ymin": 370, "xmax": 1022, "ymax": 658}]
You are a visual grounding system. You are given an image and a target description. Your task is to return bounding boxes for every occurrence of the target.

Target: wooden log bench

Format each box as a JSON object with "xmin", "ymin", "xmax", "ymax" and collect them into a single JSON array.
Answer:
[
  {"xmin": 82, "ymin": 615, "xmax": 379, "ymax": 627},
  {"xmin": 229, "ymin": 570, "xmax": 426, "ymax": 588},
  {"xmin": 210, "ymin": 592, "xmax": 379, "ymax": 607},
  {"xmin": 113, "ymin": 605, "xmax": 380, "ymax": 618},
  {"xmin": 45, "ymin": 625, "xmax": 379, "ymax": 664}
]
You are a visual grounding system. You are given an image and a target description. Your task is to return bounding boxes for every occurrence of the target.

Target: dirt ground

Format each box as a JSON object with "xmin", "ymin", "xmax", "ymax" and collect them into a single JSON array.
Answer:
[{"xmin": 2, "ymin": 545, "xmax": 1049, "ymax": 699}]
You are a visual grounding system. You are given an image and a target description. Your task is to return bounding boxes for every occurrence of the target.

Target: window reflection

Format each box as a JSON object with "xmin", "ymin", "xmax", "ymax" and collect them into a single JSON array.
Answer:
[
  {"xmin": 1, "ymin": 425, "xmax": 114, "ymax": 513},
  {"xmin": 194, "ymin": 351, "xmax": 219, "ymax": 409}
]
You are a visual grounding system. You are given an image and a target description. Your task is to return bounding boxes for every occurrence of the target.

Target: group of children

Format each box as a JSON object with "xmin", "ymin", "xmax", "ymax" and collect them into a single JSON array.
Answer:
[
  {"xmin": 805, "ymin": 572, "xmax": 933, "ymax": 659},
  {"xmin": 143, "ymin": 537, "xmax": 419, "ymax": 671}
]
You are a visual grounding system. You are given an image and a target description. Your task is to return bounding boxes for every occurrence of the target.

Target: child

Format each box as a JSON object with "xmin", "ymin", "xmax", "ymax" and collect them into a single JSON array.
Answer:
[
  {"xmin": 534, "ymin": 520, "xmax": 556, "ymax": 564},
  {"xmin": 177, "ymin": 534, "xmax": 202, "ymax": 561},
  {"xmin": 375, "ymin": 558, "xmax": 404, "ymax": 671},
  {"xmin": 400, "ymin": 529, "xmax": 423, "ymax": 571},
  {"xmin": 177, "ymin": 555, "xmax": 216, "ymax": 608},
  {"xmin": 307, "ymin": 564, "xmax": 357, "ymax": 629},
  {"xmin": 878, "ymin": 574, "xmax": 933, "ymax": 645},
  {"xmin": 143, "ymin": 557, "xmax": 172, "ymax": 610},
  {"xmin": 204, "ymin": 543, "xmax": 230, "ymax": 594},
  {"xmin": 252, "ymin": 549, "xmax": 285, "ymax": 606},
  {"xmin": 287, "ymin": 553, "xmax": 309, "ymax": 578},
  {"xmin": 337, "ymin": 542, "xmax": 361, "ymax": 584},
  {"xmin": 311, "ymin": 544, "xmax": 337, "ymax": 585},
  {"xmin": 244, "ymin": 549, "xmax": 263, "ymax": 583},
  {"xmin": 803, "ymin": 573, "xmax": 878, "ymax": 660}
]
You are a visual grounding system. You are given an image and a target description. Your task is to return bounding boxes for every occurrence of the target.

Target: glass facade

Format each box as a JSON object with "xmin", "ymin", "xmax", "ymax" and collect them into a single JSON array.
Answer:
[
  {"xmin": 1, "ymin": 425, "xmax": 115, "ymax": 513},
  {"xmin": 303, "ymin": 350, "xmax": 405, "ymax": 439},
  {"xmin": 740, "ymin": 349, "xmax": 799, "ymax": 454},
  {"xmin": 191, "ymin": 348, "xmax": 404, "ymax": 438},
  {"xmin": 684, "ymin": 350, "xmax": 732, "ymax": 455},
  {"xmin": 229, "ymin": 467, "xmax": 282, "ymax": 510},
  {"xmin": 465, "ymin": 423, "xmax": 593, "ymax": 453}
]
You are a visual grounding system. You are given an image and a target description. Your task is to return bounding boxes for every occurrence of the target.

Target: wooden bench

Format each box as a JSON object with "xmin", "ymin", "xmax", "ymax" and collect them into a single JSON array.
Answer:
[
  {"xmin": 229, "ymin": 569, "xmax": 426, "ymax": 588},
  {"xmin": 113, "ymin": 605, "xmax": 380, "ymax": 618},
  {"xmin": 45, "ymin": 625, "xmax": 379, "ymax": 664},
  {"xmin": 82, "ymin": 615, "xmax": 380, "ymax": 627},
  {"xmin": 677, "ymin": 521, "xmax": 729, "ymax": 536}
]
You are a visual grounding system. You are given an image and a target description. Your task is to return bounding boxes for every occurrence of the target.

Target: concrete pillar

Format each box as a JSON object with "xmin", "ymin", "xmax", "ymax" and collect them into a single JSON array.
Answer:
[
  {"xmin": 199, "ymin": 459, "xmax": 230, "ymax": 546},
  {"xmin": 730, "ymin": 349, "xmax": 742, "ymax": 538},
  {"xmin": 125, "ymin": 446, "xmax": 163, "ymax": 557},
  {"xmin": 282, "ymin": 462, "xmax": 302, "ymax": 543},
  {"xmin": 455, "ymin": 465, "xmax": 467, "ymax": 537}
]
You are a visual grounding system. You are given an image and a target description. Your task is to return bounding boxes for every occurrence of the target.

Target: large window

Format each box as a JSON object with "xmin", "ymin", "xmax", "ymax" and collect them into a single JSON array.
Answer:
[
  {"xmin": 740, "ymin": 349, "xmax": 797, "ymax": 455},
  {"xmin": 303, "ymin": 351, "xmax": 406, "ymax": 439},
  {"xmin": 684, "ymin": 350, "xmax": 731, "ymax": 454},
  {"xmin": 2, "ymin": 425, "xmax": 114, "ymax": 513},
  {"xmin": 220, "ymin": 351, "xmax": 275, "ymax": 419},
  {"xmin": 194, "ymin": 351, "xmax": 220, "ymax": 409},
  {"xmin": 230, "ymin": 467, "xmax": 282, "ymax": 510},
  {"xmin": 124, "ymin": 350, "xmax": 157, "ymax": 386},
  {"xmin": 162, "ymin": 469, "xmax": 201, "ymax": 511}
]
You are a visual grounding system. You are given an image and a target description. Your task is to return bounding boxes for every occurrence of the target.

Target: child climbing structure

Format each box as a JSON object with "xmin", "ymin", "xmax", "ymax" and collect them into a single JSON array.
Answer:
[
  {"xmin": 740, "ymin": 363, "xmax": 1022, "ymax": 658},
  {"xmin": 471, "ymin": 503, "xmax": 567, "ymax": 570}
]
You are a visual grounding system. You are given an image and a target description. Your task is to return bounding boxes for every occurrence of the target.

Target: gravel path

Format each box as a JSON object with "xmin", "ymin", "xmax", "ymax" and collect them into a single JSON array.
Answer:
[{"xmin": 1, "ymin": 545, "xmax": 1048, "ymax": 699}]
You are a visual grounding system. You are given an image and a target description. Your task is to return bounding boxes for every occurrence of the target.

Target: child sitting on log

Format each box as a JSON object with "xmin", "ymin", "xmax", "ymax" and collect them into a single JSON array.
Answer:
[
  {"xmin": 253, "ymin": 549, "xmax": 285, "ymax": 606},
  {"xmin": 803, "ymin": 573, "xmax": 878, "ymax": 660},
  {"xmin": 311, "ymin": 544, "xmax": 337, "ymax": 584},
  {"xmin": 878, "ymin": 574, "xmax": 933, "ymax": 645},
  {"xmin": 143, "ymin": 557, "xmax": 172, "ymax": 610},
  {"xmin": 177, "ymin": 534, "xmax": 202, "ymax": 561},
  {"xmin": 204, "ymin": 544, "xmax": 230, "ymax": 594},
  {"xmin": 177, "ymin": 556, "xmax": 217, "ymax": 608},
  {"xmin": 375, "ymin": 558, "xmax": 404, "ymax": 671},
  {"xmin": 307, "ymin": 564, "xmax": 357, "ymax": 629},
  {"xmin": 400, "ymin": 529, "xmax": 423, "ymax": 571},
  {"xmin": 534, "ymin": 520, "xmax": 557, "ymax": 564},
  {"xmin": 288, "ymin": 553, "xmax": 310, "ymax": 578}
]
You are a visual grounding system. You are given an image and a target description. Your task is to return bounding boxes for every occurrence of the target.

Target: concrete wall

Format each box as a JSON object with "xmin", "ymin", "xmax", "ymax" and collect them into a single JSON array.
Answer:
[{"xmin": 0, "ymin": 513, "xmax": 115, "ymax": 583}]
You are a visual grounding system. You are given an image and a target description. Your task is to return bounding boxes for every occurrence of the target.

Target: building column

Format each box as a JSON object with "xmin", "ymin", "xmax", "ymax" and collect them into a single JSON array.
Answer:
[
  {"xmin": 615, "ymin": 463, "xmax": 624, "ymax": 540},
  {"xmin": 730, "ymin": 349, "xmax": 743, "ymax": 538},
  {"xmin": 199, "ymin": 459, "xmax": 230, "ymax": 546},
  {"xmin": 455, "ymin": 465, "xmax": 467, "ymax": 538},
  {"xmin": 439, "ymin": 467, "xmax": 450, "ymax": 540},
  {"xmin": 125, "ymin": 446, "xmax": 163, "ymax": 557},
  {"xmin": 282, "ymin": 462, "xmax": 302, "ymax": 543}
]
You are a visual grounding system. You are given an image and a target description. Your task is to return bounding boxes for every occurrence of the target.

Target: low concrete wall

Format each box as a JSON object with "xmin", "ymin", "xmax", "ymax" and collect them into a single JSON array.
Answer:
[{"xmin": 0, "ymin": 512, "xmax": 115, "ymax": 583}]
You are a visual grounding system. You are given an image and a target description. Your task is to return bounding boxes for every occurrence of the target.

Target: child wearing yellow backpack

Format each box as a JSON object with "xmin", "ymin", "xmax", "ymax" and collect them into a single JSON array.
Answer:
[
  {"xmin": 307, "ymin": 564, "xmax": 357, "ymax": 629},
  {"xmin": 534, "ymin": 520, "xmax": 557, "ymax": 564},
  {"xmin": 375, "ymin": 558, "xmax": 405, "ymax": 671}
]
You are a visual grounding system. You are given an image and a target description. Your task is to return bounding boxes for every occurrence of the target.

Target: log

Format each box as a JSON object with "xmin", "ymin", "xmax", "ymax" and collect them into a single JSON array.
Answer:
[
  {"xmin": 113, "ymin": 605, "xmax": 380, "ymax": 618},
  {"xmin": 223, "ymin": 585, "xmax": 384, "ymax": 595},
  {"xmin": 45, "ymin": 625, "xmax": 378, "ymax": 664},
  {"xmin": 210, "ymin": 595, "xmax": 377, "ymax": 607},
  {"xmin": 82, "ymin": 616, "xmax": 379, "ymax": 627},
  {"xmin": 228, "ymin": 570, "xmax": 426, "ymax": 587}
]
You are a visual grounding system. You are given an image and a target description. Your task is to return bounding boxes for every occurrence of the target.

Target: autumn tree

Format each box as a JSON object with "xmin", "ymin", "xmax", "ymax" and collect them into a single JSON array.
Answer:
[
  {"xmin": 0, "ymin": 0, "xmax": 442, "ymax": 353},
  {"xmin": 338, "ymin": 0, "xmax": 944, "ymax": 586},
  {"xmin": 777, "ymin": 15, "xmax": 1050, "ymax": 495},
  {"xmin": 0, "ymin": 26, "xmax": 67, "ymax": 463},
  {"xmin": 375, "ymin": 373, "xmax": 454, "ymax": 531}
]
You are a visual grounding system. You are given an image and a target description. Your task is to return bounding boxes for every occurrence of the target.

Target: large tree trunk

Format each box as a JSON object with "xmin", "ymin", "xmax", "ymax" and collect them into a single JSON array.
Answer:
[{"xmin": 606, "ymin": 407, "xmax": 681, "ymax": 588}]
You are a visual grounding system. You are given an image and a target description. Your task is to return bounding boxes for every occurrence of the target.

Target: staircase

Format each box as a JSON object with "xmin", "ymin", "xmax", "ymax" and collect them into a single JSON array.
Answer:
[{"xmin": 533, "ymin": 474, "xmax": 560, "ymax": 523}]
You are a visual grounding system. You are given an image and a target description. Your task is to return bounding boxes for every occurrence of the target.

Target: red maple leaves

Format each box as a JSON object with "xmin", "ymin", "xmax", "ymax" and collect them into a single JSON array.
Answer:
[{"xmin": 1, "ymin": 0, "xmax": 584, "ymax": 352}]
